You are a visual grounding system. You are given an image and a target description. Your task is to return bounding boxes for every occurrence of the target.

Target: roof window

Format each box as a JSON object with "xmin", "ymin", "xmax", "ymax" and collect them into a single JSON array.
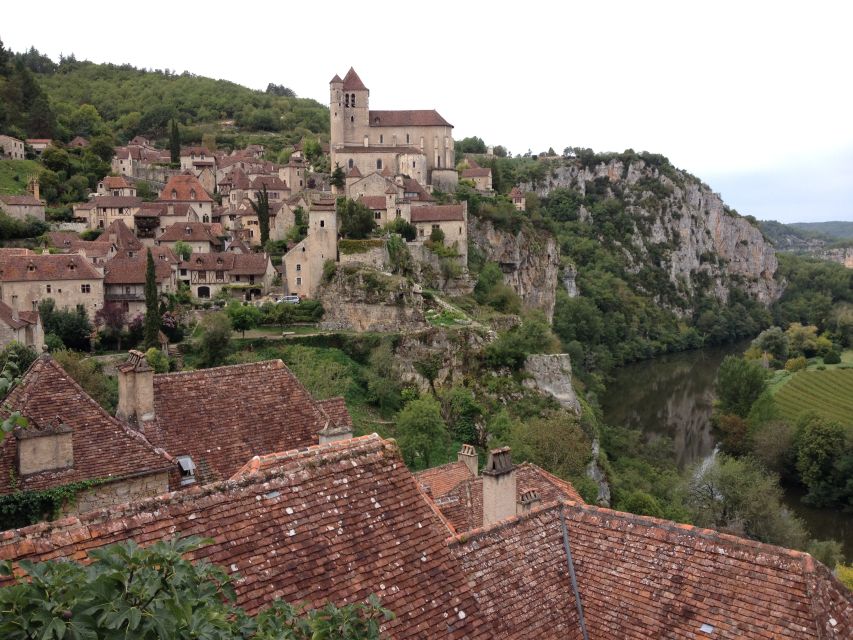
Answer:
[
  {"xmin": 176, "ymin": 455, "xmax": 197, "ymax": 486},
  {"xmin": 699, "ymin": 624, "xmax": 714, "ymax": 634}
]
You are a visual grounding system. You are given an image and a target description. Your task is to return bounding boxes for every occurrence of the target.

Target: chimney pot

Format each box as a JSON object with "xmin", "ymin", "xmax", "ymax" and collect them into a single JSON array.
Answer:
[
  {"xmin": 518, "ymin": 488, "xmax": 541, "ymax": 514},
  {"xmin": 482, "ymin": 447, "xmax": 516, "ymax": 526},
  {"xmin": 457, "ymin": 443, "xmax": 478, "ymax": 476}
]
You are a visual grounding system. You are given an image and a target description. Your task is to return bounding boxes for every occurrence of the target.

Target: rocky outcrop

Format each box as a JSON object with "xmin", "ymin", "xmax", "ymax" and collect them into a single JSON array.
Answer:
[
  {"xmin": 522, "ymin": 354, "xmax": 580, "ymax": 414},
  {"xmin": 394, "ymin": 327, "xmax": 487, "ymax": 392},
  {"xmin": 468, "ymin": 218, "xmax": 560, "ymax": 321},
  {"xmin": 521, "ymin": 158, "xmax": 781, "ymax": 310},
  {"xmin": 816, "ymin": 247, "xmax": 853, "ymax": 269},
  {"xmin": 318, "ymin": 265, "xmax": 428, "ymax": 333},
  {"xmin": 562, "ymin": 264, "xmax": 578, "ymax": 297}
]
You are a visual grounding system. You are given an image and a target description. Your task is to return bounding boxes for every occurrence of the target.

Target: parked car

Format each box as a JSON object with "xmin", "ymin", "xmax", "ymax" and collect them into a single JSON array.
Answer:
[{"xmin": 278, "ymin": 294, "xmax": 301, "ymax": 304}]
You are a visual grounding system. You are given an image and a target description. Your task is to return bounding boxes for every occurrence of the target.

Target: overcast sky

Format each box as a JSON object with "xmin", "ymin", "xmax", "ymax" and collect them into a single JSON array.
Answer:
[{"xmin": 4, "ymin": 1, "xmax": 852, "ymax": 223}]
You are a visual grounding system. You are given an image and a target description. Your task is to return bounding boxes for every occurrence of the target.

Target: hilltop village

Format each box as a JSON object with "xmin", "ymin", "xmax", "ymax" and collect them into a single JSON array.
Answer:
[{"xmin": 0, "ymin": 68, "xmax": 850, "ymax": 637}]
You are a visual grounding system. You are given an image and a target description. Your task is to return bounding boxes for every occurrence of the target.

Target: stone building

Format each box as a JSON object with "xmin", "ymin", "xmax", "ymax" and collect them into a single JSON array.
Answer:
[
  {"xmin": 410, "ymin": 203, "xmax": 468, "ymax": 264},
  {"xmin": 0, "ymin": 134, "xmax": 25, "ymax": 160},
  {"xmin": 510, "ymin": 186, "xmax": 526, "ymax": 211},
  {"xmin": 0, "ymin": 253, "xmax": 103, "ymax": 317},
  {"xmin": 178, "ymin": 252, "xmax": 276, "ymax": 300},
  {"xmin": 460, "ymin": 159, "xmax": 493, "ymax": 191},
  {"xmin": 0, "ymin": 194, "xmax": 45, "ymax": 221},
  {"xmin": 156, "ymin": 221, "xmax": 223, "ymax": 254},
  {"xmin": 86, "ymin": 195, "xmax": 142, "ymax": 230},
  {"xmin": 0, "ymin": 299, "xmax": 43, "ymax": 351},
  {"xmin": 159, "ymin": 173, "xmax": 214, "ymax": 219},
  {"xmin": 103, "ymin": 247, "xmax": 178, "ymax": 316},
  {"xmin": 96, "ymin": 175, "xmax": 136, "ymax": 197},
  {"xmin": 281, "ymin": 200, "xmax": 337, "ymax": 299},
  {"xmin": 330, "ymin": 68, "xmax": 457, "ymax": 191}
]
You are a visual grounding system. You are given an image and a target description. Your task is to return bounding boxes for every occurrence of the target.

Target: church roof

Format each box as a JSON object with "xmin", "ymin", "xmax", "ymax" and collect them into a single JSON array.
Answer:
[
  {"xmin": 329, "ymin": 73, "xmax": 342, "ymax": 84},
  {"xmin": 369, "ymin": 110, "xmax": 452, "ymax": 128},
  {"xmin": 342, "ymin": 67, "xmax": 368, "ymax": 91}
]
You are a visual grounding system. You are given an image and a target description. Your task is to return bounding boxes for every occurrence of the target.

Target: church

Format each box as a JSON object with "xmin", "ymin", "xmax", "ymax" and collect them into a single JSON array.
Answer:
[{"xmin": 329, "ymin": 68, "xmax": 458, "ymax": 192}]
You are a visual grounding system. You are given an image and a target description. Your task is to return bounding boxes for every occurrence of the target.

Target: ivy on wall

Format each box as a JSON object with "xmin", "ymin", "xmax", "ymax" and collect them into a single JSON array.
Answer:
[{"xmin": 0, "ymin": 478, "xmax": 107, "ymax": 529}]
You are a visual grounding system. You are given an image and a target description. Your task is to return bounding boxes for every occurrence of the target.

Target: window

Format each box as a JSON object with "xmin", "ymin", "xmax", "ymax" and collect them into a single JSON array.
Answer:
[
  {"xmin": 406, "ymin": 134, "xmax": 410, "ymax": 144},
  {"xmin": 348, "ymin": 159, "xmax": 354, "ymax": 169},
  {"xmin": 374, "ymin": 212, "xmax": 381, "ymax": 220},
  {"xmin": 296, "ymin": 264, "xmax": 302, "ymax": 271},
  {"xmin": 395, "ymin": 209, "xmax": 401, "ymax": 219},
  {"xmin": 413, "ymin": 161, "xmax": 416, "ymax": 168},
  {"xmin": 177, "ymin": 456, "xmax": 196, "ymax": 486},
  {"xmin": 215, "ymin": 270, "xmax": 225, "ymax": 281},
  {"xmin": 351, "ymin": 93, "xmax": 356, "ymax": 107},
  {"xmin": 46, "ymin": 284, "xmax": 51, "ymax": 293},
  {"xmin": 296, "ymin": 277, "xmax": 302, "ymax": 286},
  {"xmin": 180, "ymin": 269, "xmax": 187, "ymax": 276},
  {"xmin": 432, "ymin": 224, "xmax": 440, "ymax": 232},
  {"xmin": 419, "ymin": 228, "xmax": 425, "ymax": 237},
  {"xmin": 379, "ymin": 134, "xmax": 384, "ymax": 144},
  {"xmin": 350, "ymin": 115, "xmax": 354, "ymax": 123},
  {"xmin": 171, "ymin": 189, "xmax": 178, "ymax": 199},
  {"xmin": 125, "ymin": 286, "xmax": 131, "ymax": 294},
  {"xmin": 190, "ymin": 189, "xmax": 196, "ymax": 200},
  {"xmin": 81, "ymin": 284, "xmax": 91, "ymax": 293},
  {"xmin": 345, "ymin": 93, "xmax": 349, "ymax": 107},
  {"xmin": 376, "ymin": 159, "xmax": 382, "ymax": 170},
  {"xmin": 320, "ymin": 219, "xmax": 325, "ymax": 228}
]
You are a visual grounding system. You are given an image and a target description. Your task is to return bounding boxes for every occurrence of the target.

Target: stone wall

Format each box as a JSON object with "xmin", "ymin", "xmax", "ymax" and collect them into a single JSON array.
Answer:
[
  {"xmin": 72, "ymin": 471, "xmax": 170, "ymax": 515},
  {"xmin": 338, "ymin": 241, "xmax": 389, "ymax": 271}
]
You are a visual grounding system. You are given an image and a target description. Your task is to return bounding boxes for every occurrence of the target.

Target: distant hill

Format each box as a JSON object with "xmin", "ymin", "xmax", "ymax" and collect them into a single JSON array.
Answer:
[
  {"xmin": 789, "ymin": 221, "xmax": 853, "ymax": 241},
  {"xmin": 1, "ymin": 43, "xmax": 329, "ymax": 153}
]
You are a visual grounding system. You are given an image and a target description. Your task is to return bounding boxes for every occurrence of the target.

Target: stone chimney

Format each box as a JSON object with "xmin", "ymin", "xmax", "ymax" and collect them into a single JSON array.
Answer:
[
  {"xmin": 15, "ymin": 419, "xmax": 73, "ymax": 476},
  {"xmin": 517, "ymin": 488, "xmax": 541, "ymax": 515},
  {"xmin": 318, "ymin": 420, "xmax": 352, "ymax": 445},
  {"xmin": 116, "ymin": 350, "xmax": 155, "ymax": 427},
  {"xmin": 482, "ymin": 447, "xmax": 516, "ymax": 526},
  {"xmin": 457, "ymin": 443, "xmax": 478, "ymax": 476},
  {"xmin": 11, "ymin": 307, "xmax": 19, "ymax": 323},
  {"xmin": 27, "ymin": 175, "xmax": 40, "ymax": 201}
]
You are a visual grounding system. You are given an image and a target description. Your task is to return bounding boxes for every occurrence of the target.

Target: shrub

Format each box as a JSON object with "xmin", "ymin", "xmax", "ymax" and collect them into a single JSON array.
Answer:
[
  {"xmin": 429, "ymin": 227, "xmax": 445, "ymax": 244},
  {"xmin": 823, "ymin": 350, "xmax": 841, "ymax": 365},
  {"xmin": 784, "ymin": 356, "xmax": 807, "ymax": 372}
]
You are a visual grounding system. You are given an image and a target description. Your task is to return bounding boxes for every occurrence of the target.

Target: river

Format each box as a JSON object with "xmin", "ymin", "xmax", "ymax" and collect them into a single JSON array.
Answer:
[{"xmin": 600, "ymin": 342, "xmax": 853, "ymax": 561}]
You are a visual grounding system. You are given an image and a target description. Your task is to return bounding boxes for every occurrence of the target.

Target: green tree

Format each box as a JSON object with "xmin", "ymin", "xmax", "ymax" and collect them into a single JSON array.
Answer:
[
  {"xmin": 250, "ymin": 185, "xmax": 271, "ymax": 245},
  {"xmin": 714, "ymin": 356, "xmax": 766, "ymax": 418},
  {"xmin": 198, "ymin": 312, "xmax": 232, "ymax": 366},
  {"xmin": 396, "ymin": 396, "xmax": 450, "ymax": 469},
  {"xmin": 0, "ymin": 536, "xmax": 393, "ymax": 640},
  {"xmin": 338, "ymin": 198, "xmax": 375, "ymax": 239},
  {"xmin": 330, "ymin": 162, "xmax": 346, "ymax": 189},
  {"xmin": 38, "ymin": 299, "xmax": 92, "ymax": 351},
  {"xmin": 169, "ymin": 118, "xmax": 180, "ymax": 165},
  {"xmin": 173, "ymin": 240, "xmax": 192, "ymax": 261},
  {"xmin": 145, "ymin": 347, "xmax": 170, "ymax": 373},
  {"xmin": 751, "ymin": 326, "xmax": 788, "ymax": 363},
  {"xmin": 143, "ymin": 249, "xmax": 160, "ymax": 349},
  {"xmin": 226, "ymin": 302, "xmax": 261, "ymax": 338},
  {"xmin": 438, "ymin": 386, "xmax": 483, "ymax": 445},
  {"xmin": 795, "ymin": 414, "xmax": 853, "ymax": 508},
  {"xmin": 508, "ymin": 410, "xmax": 591, "ymax": 479}
]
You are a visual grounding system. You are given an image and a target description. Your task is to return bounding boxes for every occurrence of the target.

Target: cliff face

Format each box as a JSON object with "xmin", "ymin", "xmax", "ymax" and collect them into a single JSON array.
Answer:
[
  {"xmin": 522, "ymin": 159, "xmax": 781, "ymax": 310},
  {"xmin": 468, "ymin": 218, "xmax": 561, "ymax": 321}
]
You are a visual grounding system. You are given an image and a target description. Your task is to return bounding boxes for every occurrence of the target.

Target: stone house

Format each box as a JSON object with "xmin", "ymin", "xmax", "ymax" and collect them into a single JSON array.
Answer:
[
  {"xmin": 0, "ymin": 355, "xmax": 175, "ymax": 516},
  {"xmin": 87, "ymin": 195, "xmax": 142, "ymax": 230},
  {"xmin": 2, "ymin": 434, "xmax": 850, "ymax": 639},
  {"xmin": 178, "ymin": 252, "xmax": 275, "ymax": 300},
  {"xmin": 510, "ymin": 186, "xmax": 526, "ymax": 211},
  {"xmin": 460, "ymin": 159, "xmax": 492, "ymax": 191},
  {"xmin": 111, "ymin": 143, "xmax": 170, "ymax": 177},
  {"xmin": 69, "ymin": 136, "xmax": 89, "ymax": 149},
  {"xmin": 134, "ymin": 202, "xmax": 209, "ymax": 242},
  {"xmin": 0, "ymin": 194, "xmax": 45, "ymax": 221},
  {"xmin": 278, "ymin": 157, "xmax": 308, "ymax": 193},
  {"xmin": 0, "ymin": 253, "xmax": 103, "ymax": 318},
  {"xmin": 0, "ymin": 299, "xmax": 43, "ymax": 351},
  {"xmin": 96, "ymin": 175, "xmax": 136, "ymax": 197},
  {"xmin": 410, "ymin": 203, "xmax": 468, "ymax": 263},
  {"xmin": 330, "ymin": 68, "xmax": 457, "ymax": 191},
  {"xmin": 103, "ymin": 247, "xmax": 178, "ymax": 316},
  {"xmin": 25, "ymin": 139, "xmax": 51, "ymax": 155},
  {"xmin": 159, "ymin": 173, "xmax": 214, "ymax": 218},
  {"xmin": 0, "ymin": 134, "xmax": 25, "ymax": 160},
  {"xmin": 156, "ymin": 221, "xmax": 223, "ymax": 254},
  {"xmin": 282, "ymin": 202, "xmax": 337, "ymax": 299}
]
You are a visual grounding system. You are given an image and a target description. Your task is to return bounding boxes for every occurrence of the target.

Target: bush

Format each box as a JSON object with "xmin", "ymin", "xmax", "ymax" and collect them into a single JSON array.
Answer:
[
  {"xmin": 784, "ymin": 356, "xmax": 808, "ymax": 372},
  {"xmin": 619, "ymin": 490, "xmax": 665, "ymax": 518},
  {"xmin": 145, "ymin": 347, "xmax": 169, "ymax": 373},
  {"xmin": 396, "ymin": 396, "xmax": 450, "ymax": 469},
  {"xmin": 429, "ymin": 227, "xmax": 445, "ymax": 244},
  {"xmin": 198, "ymin": 312, "xmax": 232, "ymax": 366},
  {"xmin": 823, "ymin": 350, "xmax": 842, "ymax": 365}
]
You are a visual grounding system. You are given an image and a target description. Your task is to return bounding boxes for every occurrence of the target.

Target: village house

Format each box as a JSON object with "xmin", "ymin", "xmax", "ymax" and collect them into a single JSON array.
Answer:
[
  {"xmin": 460, "ymin": 159, "xmax": 493, "ymax": 191},
  {"xmin": 95, "ymin": 175, "xmax": 136, "ymax": 197},
  {"xmin": 0, "ymin": 253, "xmax": 103, "ymax": 317},
  {"xmin": 133, "ymin": 202, "xmax": 206, "ymax": 241},
  {"xmin": 69, "ymin": 136, "xmax": 89, "ymax": 149},
  {"xmin": 410, "ymin": 203, "xmax": 468, "ymax": 263},
  {"xmin": 0, "ymin": 354, "xmax": 174, "ymax": 515},
  {"xmin": 156, "ymin": 221, "xmax": 223, "ymax": 254},
  {"xmin": 1, "ymin": 434, "xmax": 849, "ymax": 639},
  {"xmin": 103, "ymin": 246, "xmax": 178, "ymax": 315},
  {"xmin": 510, "ymin": 186, "xmax": 526, "ymax": 211},
  {"xmin": 0, "ymin": 194, "xmax": 45, "ymax": 221},
  {"xmin": 25, "ymin": 139, "xmax": 51, "ymax": 156},
  {"xmin": 282, "ymin": 200, "xmax": 337, "ymax": 299},
  {"xmin": 111, "ymin": 142, "xmax": 170, "ymax": 177},
  {"xmin": 330, "ymin": 68, "xmax": 457, "ymax": 191},
  {"xmin": 0, "ymin": 134, "xmax": 25, "ymax": 160},
  {"xmin": 159, "ymin": 173, "xmax": 214, "ymax": 219},
  {"xmin": 86, "ymin": 195, "xmax": 143, "ymax": 230},
  {"xmin": 0, "ymin": 299, "xmax": 43, "ymax": 351},
  {"xmin": 179, "ymin": 251, "xmax": 276, "ymax": 300},
  {"xmin": 180, "ymin": 146, "xmax": 217, "ymax": 192}
]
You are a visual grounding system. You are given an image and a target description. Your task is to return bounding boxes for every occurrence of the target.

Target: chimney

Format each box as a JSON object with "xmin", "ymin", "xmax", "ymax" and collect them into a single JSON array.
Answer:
[
  {"xmin": 457, "ymin": 443, "xmax": 478, "ymax": 476},
  {"xmin": 318, "ymin": 420, "xmax": 352, "ymax": 445},
  {"xmin": 16, "ymin": 419, "xmax": 73, "ymax": 476},
  {"xmin": 482, "ymin": 447, "xmax": 516, "ymax": 526},
  {"xmin": 517, "ymin": 488, "xmax": 541, "ymax": 515},
  {"xmin": 116, "ymin": 350, "xmax": 155, "ymax": 427},
  {"xmin": 11, "ymin": 307, "xmax": 19, "ymax": 323}
]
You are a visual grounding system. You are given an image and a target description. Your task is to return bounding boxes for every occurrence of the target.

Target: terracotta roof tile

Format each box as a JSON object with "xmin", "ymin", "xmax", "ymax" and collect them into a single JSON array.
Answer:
[
  {"xmin": 0, "ymin": 299, "xmax": 38, "ymax": 330},
  {"xmin": 346, "ymin": 166, "xmax": 362, "ymax": 178},
  {"xmin": 104, "ymin": 254, "xmax": 173, "ymax": 285},
  {"xmin": 0, "ymin": 195, "xmax": 41, "ymax": 206},
  {"xmin": 249, "ymin": 175, "xmax": 289, "ymax": 191},
  {"xmin": 93, "ymin": 196, "xmax": 142, "ymax": 208},
  {"xmin": 159, "ymin": 174, "xmax": 213, "ymax": 203},
  {"xmin": 341, "ymin": 67, "xmax": 368, "ymax": 91},
  {"xmin": 0, "ymin": 435, "xmax": 487, "ymax": 638},
  {"xmin": 315, "ymin": 397, "xmax": 353, "ymax": 430},
  {"xmin": 100, "ymin": 176, "xmax": 131, "ymax": 189},
  {"xmin": 0, "ymin": 356, "xmax": 173, "ymax": 497},
  {"xmin": 461, "ymin": 167, "xmax": 491, "ymax": 178},
  {"xmin": 0, "ymin": 254, "xmax": 102, "ymax": 282},
  {"xmin": 369, "ymin": 110, "xmax": 452, "ymax": 128},
  {"xmin": 410, "ymin": 204, "xmax": 465, "ymax": 223},
  {"xmin": 156, "ymin": 222, "xmax": 222, "ymax": 245},
  {"xmin": 357, "ymin": 195, "xmax": 387, "ymax": 210},
  {"xmin": 143, "ymin": 360, "xmax": 326, "ymax": 482},
  {"xmin": 416, "ymin": 461, "xmax": 473, "ymax": 498}
]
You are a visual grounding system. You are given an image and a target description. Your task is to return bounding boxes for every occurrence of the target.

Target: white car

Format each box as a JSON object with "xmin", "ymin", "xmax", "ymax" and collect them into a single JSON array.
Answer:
[{"xmin": 278, "ymin": 295, "xmax": 301, "ymax": 304}]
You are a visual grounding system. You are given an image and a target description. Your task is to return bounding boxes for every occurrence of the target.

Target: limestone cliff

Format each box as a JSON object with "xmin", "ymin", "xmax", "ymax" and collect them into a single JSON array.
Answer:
[
  {"xmin": 468, "ymin": 218, "xmax": 561, "ymax": 321},
  {"xmin": 522, "ymin": 354, "xmax": 580, "ymax": 414},
  {"xmin": 521, "ymin": 157, "xmax": 781, "ymax": 310}
]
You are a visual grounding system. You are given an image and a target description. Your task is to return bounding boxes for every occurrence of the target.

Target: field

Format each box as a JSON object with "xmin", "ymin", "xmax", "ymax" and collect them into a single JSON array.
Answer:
[
  {"xmin": 0, "ymin": 159, "xmax": 42, "ymax": 197},
  {"xmin": 773, "ymin": 367, "xmax": 853, "ymax": 426}
]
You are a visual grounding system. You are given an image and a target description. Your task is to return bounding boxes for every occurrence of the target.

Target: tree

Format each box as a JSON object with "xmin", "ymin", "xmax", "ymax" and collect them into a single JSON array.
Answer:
[
  {"xmin": 686, "ymin": 454, "xmax": 806, "ymax": 549},
  {"xmin": 337, "ymin": 198, "xmax": 375, "ymax": 239},
  {"xmin": 0, "ymin": 536, "xmax": 392, "ymax": 640},
  {"xmin": 143, "ymin": 249, "xmax": 160, "ymax": 349},
  {"xmin": 330, "ymin": 162, "xmax": 346, "ymax": 189},
  {"xmin": 198, "ymin": 312, "xmax": 232, "ymax": 366},
  {"xmin": 95, "ymin": 302, "xmax": 127, "ymax": 351},
  {"xmin": 508, "ymin": 410, "xmax": 591, "ymax": 479},
  {"xmin": 714, "ymin": 356, "xmax": 766, "ymax": 417},
  {"xmin": 396, "ymin": 396, "xmax": 450, "ymax": 469},
  {"xmin": 169, "ymin": 118, "xmax": 180, "ymax": 165},
  {"xmin": 250, "ymin": 185, "xmax": 271, "ymax": 245},
  {"xmin": 226, "ymin": 302, "xmax": 261, "ymax": 338},
  {"xmin": 795, "ymin": 414, "xmax": 853, "ymax": 508},
  {"xmin": 173, "ymin": 240, "xmax": 192, "ymax": 261},
  {"xmin": 751, "ymin": 326, "xmax": 788, "ymax": 363},
  {"xmin": 38, "ymin": 299, "xmax": 92, "ymax": 351}
]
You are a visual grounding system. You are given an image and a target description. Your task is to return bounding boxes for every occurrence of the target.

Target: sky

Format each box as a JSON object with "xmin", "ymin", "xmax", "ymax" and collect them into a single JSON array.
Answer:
[{"xmin": 4, "ymin": 0, "xmax": 852, "ymax": 223}]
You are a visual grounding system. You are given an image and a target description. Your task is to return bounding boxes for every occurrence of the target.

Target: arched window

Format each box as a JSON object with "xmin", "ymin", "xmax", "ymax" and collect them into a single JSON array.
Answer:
[
  {"xmin": 406, "ymin": 134, "xmax": 410, "ymax": 144},
  {"xmin": 348, "ymin": 159, "xmax": 354, "ymax": 169},
  {"xmin": 351, "ymin": 93, "xmax": 356, "ymax": 107},
  {"xmin": 376, "ymin": 159, "xmax": 382, "ymax": 170},
  {"xmin": 190, "ymin": 189, "xmax": 196, "ymax": 200},
  {"xmin": 345, "ymin": 94, "xmax": 349, "ymax": 107}
]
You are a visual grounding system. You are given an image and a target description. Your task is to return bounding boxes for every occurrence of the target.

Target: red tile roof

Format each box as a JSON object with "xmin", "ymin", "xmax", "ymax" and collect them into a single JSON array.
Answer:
[
  {"xmin": 159, "ymin": 174, "xmax": 213, "ymax": 203},
  {"xmin": 0, "ymin": 356, "xmax": 173, "ymax": 497},
  {"xmin": 462, "ymin": 166, "xmax": 491, "ymax": 178},
  {"xmin": 0, "ymin": 435, "xmax": 487, "ymax": 637},
  {"xmin": 330, "ymin": 73, "xmax": 343, "ymax": 84},
  {"xmin": 510, "ymin": 187, "xmax": 524, "ymax": 198},
  {"xmin": 249, "ymin": 175, "xmax": 289, "ymax": 191},
  {"xmin": 0, "ymin": 299, "xmax": 38, "ymax": 330},
  {"xmin": 346, "ymin": 166, "xmax": 362, "ymax": 178},
  {"xmin": 179, "ymin": 252, "xmax": 270, "ymax": 276},
  {"xmin": 415, "ymin": 461, "xmax": 473, "ymax": 498},
  {"xmin": 402, "ymin": 178, "xmax": 433, "ymax": 202},
  {"xmin": 99, "ymin": 220, "xmax": 144, "ymax": 253},
  {"xmin": 410, "ymin": 204, "xmax": 465, "ymax": 223},
  {"xmin": 450, "ymin": 501, "xmax": 853, "ymax": 639},
  {"xmin": 0, "ymin": 254, "xmax": 102, "ymax": 282},
  {"xmin": 100, "ymin": 176, "xmax": 131, "ymax": 189},
  {"xmin": 357, "ymin": 195, "xmax": 387, "ymax": 210},
  {"xmin": 0, "ymin": 195, "xmax": 42, "ymax": 206},
  {"xmin": 156, "ymin": 221, "xmax": 222, "ymax": 245},
  {"xmin": 315, "ymin": 397, "xmax": 353, "ymax": 430},
  {"xmin": 369, "ymin": 110, "xmax": 452, "ymax": 128},
  {"xmin": 0, "ymin": 248, "xmax": 33, "ymax": 257},
  {"xmin": 104, "ymin": 254, "xmax": 173, "ymax": 285},
  {"xmin": 342, "ymin": 67, "xmax": 368, "ymax": 91},
  {"xmin": 143, "ymin": 360, "xmax": 327, "ymax": 482}
]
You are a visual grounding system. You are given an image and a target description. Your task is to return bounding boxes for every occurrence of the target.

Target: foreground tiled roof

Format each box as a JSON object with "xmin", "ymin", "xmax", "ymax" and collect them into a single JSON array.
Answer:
[
  {"xmin": 0, "ymin": 435, "xmax": 486, "ymax": 638},
  {"xmin": 369, "ymin": 110, "xmax": 452, "ymax": 128},
  {"xmin": 450, "ymin": 501, "xmax": 853, "ymax": 639},
  {"xmin": 100, "ymin": 176, "xmax": 131, "ymax": 189},
  {"xmin": 415, "ymin": 461, "xmax": 473, "ymax": 499},
  {"xmin": 143, "ymin": 360, "xmax": 328, "ymax": 482},
  {"xmin": 0, "ymin": 356, "xmax": 172, "ymax": 497},
  {"xmin": 0, "ymin": 254, "xmax": 102, "ymax": 282},
  {"xmin": 410, "ymin": 204, "xmax": 465, "ymax": 223}
]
